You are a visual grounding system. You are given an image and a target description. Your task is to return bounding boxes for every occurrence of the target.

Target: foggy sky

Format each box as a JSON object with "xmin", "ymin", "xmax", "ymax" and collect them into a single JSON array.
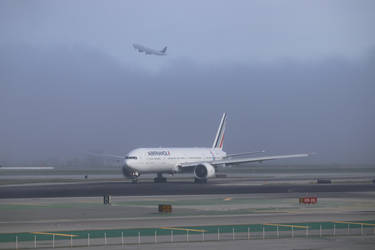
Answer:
[{"xmin": 1, "ymin": 1, "xmax": 374, "ymax": 164}]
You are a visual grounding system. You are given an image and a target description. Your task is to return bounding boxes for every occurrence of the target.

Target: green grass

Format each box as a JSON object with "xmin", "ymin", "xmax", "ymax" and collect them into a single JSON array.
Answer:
[{"xmin": 1, "ymin": 220, "xmax": 374, "ymax": 243}]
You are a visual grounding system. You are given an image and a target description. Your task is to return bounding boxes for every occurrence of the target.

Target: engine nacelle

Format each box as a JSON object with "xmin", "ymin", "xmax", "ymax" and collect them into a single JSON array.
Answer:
[
  {"xmin": 122, "ymin": 165, "xmax": 140, "ymax": 179},
  {"xmin": 194, "ymin": 163, "xmax": 215, "ymax": 179}
]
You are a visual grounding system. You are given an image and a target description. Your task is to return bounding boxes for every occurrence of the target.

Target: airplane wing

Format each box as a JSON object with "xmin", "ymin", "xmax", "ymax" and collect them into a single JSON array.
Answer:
[
  {"xmin": 225, "ymin": 150, "xmax": 265, "ymax": 158},
  {"xmin": 211, "ymin": 153, "xmax": 309, "ymax": 165},
  {"xmin": 0, "ymin": 167, "xmax": 55, "ymax": 170},
  {"xmin": 87, "ymin": 152, "xmax": 125, "ymax": 160},
  {"xmin": 178, "ymin": 153, "xmax": 310, "ymax": 169}
]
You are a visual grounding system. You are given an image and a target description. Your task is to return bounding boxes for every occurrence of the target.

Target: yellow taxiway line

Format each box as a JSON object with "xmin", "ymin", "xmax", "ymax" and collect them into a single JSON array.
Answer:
[
  {"xmin": 264, "ymin": 223, "xmax": 308, "ymax": 229},
  {"xmin": 32, "ymin": 232, "xmax": 78, "ymax": 237},
  {"xmin": 332, "ymin": 221, "xmax": 375, "ymax": 226},
  {"xmin": 160, "ymin": 227, "xmax": 206, "ymax": 232}
]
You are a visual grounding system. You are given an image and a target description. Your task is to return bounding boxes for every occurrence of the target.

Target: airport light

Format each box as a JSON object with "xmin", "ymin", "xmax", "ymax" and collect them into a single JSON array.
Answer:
[
  {"xmin": 121, "ymin": 232, "xmax": 124, "ymax": 246},
  {"xmin": 277, "ymin": 226, "xmax": 279, "ymax": 239},
  {"xmin": 291, "ymin": 225, "xmax": 294, "ymax": 239},
  {"xmin": 262, "ymin": 226, "xmax": 265, "ymax": 240},
  {"xmin": 320, "ymin": 224, "xmax": 322, "ymax": 237},
  {"xmin": 333, "ymin": 224, "xmax": 336, "ymax": 237}
]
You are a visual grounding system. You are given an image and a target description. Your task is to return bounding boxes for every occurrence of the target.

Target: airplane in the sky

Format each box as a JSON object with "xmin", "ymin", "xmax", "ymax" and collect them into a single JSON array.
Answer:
[
  {"xmin": 133, "ymin": 43, "xmax": 167, "ymax": 56},
  {"xmin": 117, "ymin": 113, "xmax": 310, "ymax": 183}
]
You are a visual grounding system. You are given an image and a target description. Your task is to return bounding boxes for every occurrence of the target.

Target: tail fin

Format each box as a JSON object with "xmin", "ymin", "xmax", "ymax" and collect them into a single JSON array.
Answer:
[
  {"xmin": 161, "ymin": 46, "xmax": 167, "ymax": 53},
  {"xmin": 212, "ymin": 113, "xmax": 227, "ymax": 149}
]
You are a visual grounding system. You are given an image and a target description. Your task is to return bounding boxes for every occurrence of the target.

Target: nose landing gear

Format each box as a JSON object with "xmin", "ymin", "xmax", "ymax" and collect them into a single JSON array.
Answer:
[{"xmin": 122, "ymin": 166, "xmax": 140, "ymax": 184}]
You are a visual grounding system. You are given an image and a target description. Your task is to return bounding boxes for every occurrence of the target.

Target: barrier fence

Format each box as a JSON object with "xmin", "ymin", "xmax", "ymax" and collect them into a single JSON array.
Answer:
[{"xmin": 1, "ymin": 221, "xmax": 375, "ymax": 249}]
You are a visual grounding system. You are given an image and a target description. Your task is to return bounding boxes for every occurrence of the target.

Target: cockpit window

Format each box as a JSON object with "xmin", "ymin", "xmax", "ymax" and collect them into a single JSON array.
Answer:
[{"xmin": 125, "ymin": 156, "xmax": 138, "ymax": 160}]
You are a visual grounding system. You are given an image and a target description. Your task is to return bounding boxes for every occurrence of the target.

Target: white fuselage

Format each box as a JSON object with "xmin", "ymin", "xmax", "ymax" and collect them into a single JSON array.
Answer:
[
  {"xmin": 133, "ymin": 44, "xmax": 166, "ymax": 56},
  {"xmin": 125, "ymin": 147, "xmax": 226, "ymax": 174},
  {"xmin": 118, "ymin": 113, "xmax": 309, "ymax": 182}
]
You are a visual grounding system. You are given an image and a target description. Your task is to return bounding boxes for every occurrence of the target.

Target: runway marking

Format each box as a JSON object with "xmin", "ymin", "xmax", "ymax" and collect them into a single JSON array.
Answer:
[
  {"xmin": 332, "ymin": 221, "xmax": 375, "ymax": 226},
  {"xmin": 264, "ymin": 223, "xmax": 308, "ymax": 229},
  {"xmin": 160, "ymin": 227, "xmax": 206, "ymax": 232},
  {"xmin": 32, "ymin": 232, "xmax": 78, "ymax": 237}
]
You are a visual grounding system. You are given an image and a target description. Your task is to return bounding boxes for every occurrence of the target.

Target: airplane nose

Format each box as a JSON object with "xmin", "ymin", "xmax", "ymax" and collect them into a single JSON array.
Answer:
[
  {"xmin": 124, "ymin": 159, "xmax": 130, "ymax": 167},
  {"xmin": 124, "ymin": 159, "xmax": 136, "ymax": 169}
]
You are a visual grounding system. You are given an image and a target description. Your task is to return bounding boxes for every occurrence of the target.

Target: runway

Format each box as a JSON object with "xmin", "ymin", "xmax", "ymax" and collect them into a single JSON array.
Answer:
[
  {"xmin": 1, "ymin": 180, "xmax": 375, "ymax": 198},
  {"xmin": 2, "ymin": 179, "xmax": 375, "ymax": 250}
]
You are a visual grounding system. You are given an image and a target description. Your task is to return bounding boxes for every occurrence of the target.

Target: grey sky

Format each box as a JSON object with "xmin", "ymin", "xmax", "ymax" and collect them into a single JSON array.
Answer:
[
  {"xmin": 0, "ymin": 1, "xmax": 374, "ymax": 164},
  {"xmin": 2, "ymin": 0, "xmax": 375, "ymax": 68}
]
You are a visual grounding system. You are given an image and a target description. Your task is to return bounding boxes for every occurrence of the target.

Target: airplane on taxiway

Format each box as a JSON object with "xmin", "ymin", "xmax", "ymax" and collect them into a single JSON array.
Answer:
[
  {"xmin": 133, "ymin": 43, "xmax": 167, "ymax": 56},
  {"xmin": 112, "ymin": 113, "xmax": 310, "ymax": 183}
]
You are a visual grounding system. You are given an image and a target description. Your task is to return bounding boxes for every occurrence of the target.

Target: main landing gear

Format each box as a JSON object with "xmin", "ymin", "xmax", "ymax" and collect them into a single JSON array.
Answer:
[
  {"xmin": 154, "ymin": 173, "xmax": 167, "ymax": 183},
  {"xmin": 194, "ymin": 178, "xmax": 207, "ymax": 184},
  {"xmin": 131, "ymin": 178, "xmax": 138, "ymax": 184}
]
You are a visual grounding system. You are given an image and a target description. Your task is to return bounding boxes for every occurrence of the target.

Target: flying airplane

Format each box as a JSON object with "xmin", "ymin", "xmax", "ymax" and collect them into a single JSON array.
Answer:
[
  {"xmin": 117, "ymin": 113, "xmax": 310, "ymax": 183},
  {"xmin": 133, "ymin": 43, "xmax": 167, "ymax": 56}
]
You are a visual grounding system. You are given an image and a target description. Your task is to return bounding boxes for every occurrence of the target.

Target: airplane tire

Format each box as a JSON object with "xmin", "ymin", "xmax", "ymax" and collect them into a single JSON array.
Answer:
[
  {"xmin": 154, "ymin": 177, "xmax": 167, "ymax": 183},
  {"xmin": 194, "ymin": 178, "xmax": 207, "ymax": 184},
  {"xmin": 131, "ymin": 179, "xmax": 138, "ymax": 184}
]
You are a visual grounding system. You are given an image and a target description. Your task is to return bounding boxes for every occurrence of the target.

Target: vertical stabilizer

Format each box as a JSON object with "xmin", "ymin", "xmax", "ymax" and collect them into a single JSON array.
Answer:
[
  {"xmin": 212, "ymin": 113, "xmax": 227, "ymax": 149},
  {"xmin": 161, "ymin": 46, "xmax": 167, "ymax": 53}
]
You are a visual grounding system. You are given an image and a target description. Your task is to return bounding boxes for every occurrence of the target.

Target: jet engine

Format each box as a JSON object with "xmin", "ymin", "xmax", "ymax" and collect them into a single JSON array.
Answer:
[
  {"xmin": 194, "ymin": 163, "xmax": 215, "ymax": 179},
  {"xmin": 122, "ymin": 165, "xmax": 140, "ymax": 179}
]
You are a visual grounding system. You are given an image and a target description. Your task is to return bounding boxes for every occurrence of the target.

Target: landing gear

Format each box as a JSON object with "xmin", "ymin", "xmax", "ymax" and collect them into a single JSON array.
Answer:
[
  {"xmin": 194, "ymin": 178, "xmax": 207, "ymax": 184},
  {"xmin": 154, "ymin": 173, "xmax": 167, "ymax": 183},
  {"xmin": 123, "ymin": 166, "xmax": 140, "ymax": 183},
  {"xmin": 131, "ymin": 178, "xmax": 139, "ymax": 184}
]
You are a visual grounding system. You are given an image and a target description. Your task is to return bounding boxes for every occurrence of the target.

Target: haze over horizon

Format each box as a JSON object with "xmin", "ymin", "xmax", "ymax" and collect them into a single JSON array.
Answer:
[{"xmin": 1, "ymin": 1, "xmax": 374, "ymax": 164}]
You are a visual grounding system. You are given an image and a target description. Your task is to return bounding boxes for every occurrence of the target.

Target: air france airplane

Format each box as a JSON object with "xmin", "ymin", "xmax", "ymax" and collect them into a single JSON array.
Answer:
[
  {"xmin": 121, "ymin": 113, "xmax": 309, "ymax": 183},
  {"xmin": 133, "ymin": 43, "xmax": 167, "ymax": 56}
]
